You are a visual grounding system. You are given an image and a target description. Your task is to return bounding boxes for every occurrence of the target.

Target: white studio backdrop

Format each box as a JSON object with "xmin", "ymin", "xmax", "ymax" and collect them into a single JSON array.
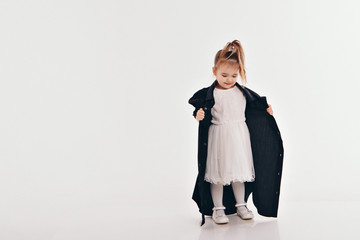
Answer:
[{"xmin": 1, "ymin": 0, "xmax": 360, "ymax": 238}]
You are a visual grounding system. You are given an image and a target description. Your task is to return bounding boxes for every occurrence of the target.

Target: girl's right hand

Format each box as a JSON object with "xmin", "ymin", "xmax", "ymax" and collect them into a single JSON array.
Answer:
[{"xmin": 196, "ymin": 108, "xmax": 205, "ymax": 122}]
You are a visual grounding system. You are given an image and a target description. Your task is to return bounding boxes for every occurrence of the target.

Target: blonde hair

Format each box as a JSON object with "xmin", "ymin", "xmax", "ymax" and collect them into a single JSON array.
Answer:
[{"xmin": 214, "ymin": 40, "xmax": 247, "ymax": 86}]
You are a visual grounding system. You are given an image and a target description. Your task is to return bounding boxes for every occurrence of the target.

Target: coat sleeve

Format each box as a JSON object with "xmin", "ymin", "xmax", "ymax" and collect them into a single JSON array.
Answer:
[
  {"xmin": 247, "ymin": 96, "xmax": 269, "ymax": 111},
  {"xmin": 188, "ymin": 88, "xmax": 207, "ymax": 118},
  {"xmin": 245, "ymin": 87, "xmax": 269, "ymax": 110},
  {"xmin": 245, "ymin": 86, "xmax": 270, "ymax": 112},
  {"xmin": 192, "ymin": 108, "xmax": 198, "ymax": 118}
]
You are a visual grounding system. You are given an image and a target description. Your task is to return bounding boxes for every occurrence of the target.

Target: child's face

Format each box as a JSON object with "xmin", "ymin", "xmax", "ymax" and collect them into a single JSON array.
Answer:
[{"xmin": 212, "ymin": 64, "xmax": 239, "ymax": 89}]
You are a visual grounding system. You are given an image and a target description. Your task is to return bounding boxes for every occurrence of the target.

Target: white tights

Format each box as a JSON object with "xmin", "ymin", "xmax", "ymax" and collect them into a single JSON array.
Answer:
[{"xmin": 210, "ymin": 182, "xmax": 246, "ymax": 207}]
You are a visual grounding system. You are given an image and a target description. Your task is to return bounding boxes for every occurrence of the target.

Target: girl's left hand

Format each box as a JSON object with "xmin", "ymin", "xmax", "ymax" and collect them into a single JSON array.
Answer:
[{"xmin": 267, "ymin": 104, "xmax": 273, "ymax": 115}]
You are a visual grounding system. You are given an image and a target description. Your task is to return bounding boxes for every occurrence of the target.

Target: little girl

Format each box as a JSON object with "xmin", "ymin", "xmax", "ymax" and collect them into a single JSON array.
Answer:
[{"xmin": 189, "ymin": 40, "xmax": 283, "ymax": 226}]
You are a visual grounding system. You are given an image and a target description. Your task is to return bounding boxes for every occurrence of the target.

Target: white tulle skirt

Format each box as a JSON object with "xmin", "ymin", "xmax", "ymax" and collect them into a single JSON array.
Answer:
[{"xmin": 204, "ymin": 120, "xmax": 255, "ymax": 186}]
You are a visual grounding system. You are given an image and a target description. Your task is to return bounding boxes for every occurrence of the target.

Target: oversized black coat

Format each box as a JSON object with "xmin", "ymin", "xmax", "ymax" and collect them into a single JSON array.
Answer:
[{"xmin": 188, "ymin": 80, "xmax": 284, "ymax": 226}]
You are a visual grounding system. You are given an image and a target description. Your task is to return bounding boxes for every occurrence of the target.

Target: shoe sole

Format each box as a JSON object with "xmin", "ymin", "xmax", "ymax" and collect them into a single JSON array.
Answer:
[
  {"xmin": 238, "ymin": 214, "xmax": 254, "ymax": 220},
  {"xmin": 213, "ymin": 220, "xmax": 229, "ymax": 224},
  {"xmin": 212, "ymin": 217, "xmax": 229, "ymax": 224},
  {"xmin": 237, "ymin": 211, "xmax": 254, "ymax": 220}
]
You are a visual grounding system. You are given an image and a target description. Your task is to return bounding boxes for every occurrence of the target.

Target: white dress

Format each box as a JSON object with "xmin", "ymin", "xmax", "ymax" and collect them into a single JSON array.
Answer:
[{"xmin": 204, "ymin": 85, "xmax": 255, "ymax": 185}]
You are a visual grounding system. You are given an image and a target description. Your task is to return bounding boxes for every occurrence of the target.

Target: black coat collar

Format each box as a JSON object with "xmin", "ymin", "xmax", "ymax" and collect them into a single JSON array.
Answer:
[{"xmin": 205, "ymin": 80, "xmax": 258, "ymax": 103}]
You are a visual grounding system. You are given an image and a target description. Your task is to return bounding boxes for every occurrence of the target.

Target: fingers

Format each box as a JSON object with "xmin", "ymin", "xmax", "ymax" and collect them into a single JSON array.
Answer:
[
  {"xmin": 196, "ymin": 108, "xmax": 205, "ymax": 121},
  {"xmin": 198, "ymin": 109, "xmax": 205, "ymax": 117},
  {"xmin": 267, "ymin": 104, "xmax": 273, "ymax": 115}
]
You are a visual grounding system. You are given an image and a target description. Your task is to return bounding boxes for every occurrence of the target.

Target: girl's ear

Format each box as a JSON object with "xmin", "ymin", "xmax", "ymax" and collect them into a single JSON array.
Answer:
[{"xmin": 212, "ymin": 66, "xmax": 216, "ymax": 76}]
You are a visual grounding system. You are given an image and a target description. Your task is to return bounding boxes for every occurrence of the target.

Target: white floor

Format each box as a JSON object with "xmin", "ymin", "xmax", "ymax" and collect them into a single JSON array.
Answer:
[{"xmin": 1, "ymin": 198, "xmax": 359, "ymax": 240}]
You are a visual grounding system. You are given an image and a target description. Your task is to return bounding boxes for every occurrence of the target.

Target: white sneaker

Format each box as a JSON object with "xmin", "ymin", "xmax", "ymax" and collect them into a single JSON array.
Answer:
[
  {"xmin": 212, "ymin": 206, "xmax": 229, "ymax": 224},
  {"xmin": 235, "ymin": 203, "xmax": 254, "ymax": 220}
]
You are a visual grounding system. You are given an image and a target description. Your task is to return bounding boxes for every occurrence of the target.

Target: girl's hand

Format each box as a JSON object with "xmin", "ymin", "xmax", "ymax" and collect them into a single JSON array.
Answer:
[
  {"xmin": 267, "ymin": 104, "xmax": 273, "ymax": 115},
  {"xmin": 196, "ymin": 108, "xmax": 205, "ymax": 122}
]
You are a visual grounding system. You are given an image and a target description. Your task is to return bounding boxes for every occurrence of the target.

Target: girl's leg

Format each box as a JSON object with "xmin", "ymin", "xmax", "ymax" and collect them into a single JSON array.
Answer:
[
  {"xmin": 210, "ymin": 183, "xmax": 229, "ymax": 224},
  {"xmin": 210, "ymin": 183, "xmax": 224, "ymax": 207},
  {"xmin": 231, "ymin": 181, "xmax": 246, "ymax": 204},
  {"xmin": 232, "ymin": 181, "xmax": 254, "ymax": 219}
]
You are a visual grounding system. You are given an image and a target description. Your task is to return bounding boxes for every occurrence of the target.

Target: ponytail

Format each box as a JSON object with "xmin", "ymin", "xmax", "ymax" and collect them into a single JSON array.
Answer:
[{"xmin": 214, "ymin": 40, "xmax": 247, "ymax": 86}]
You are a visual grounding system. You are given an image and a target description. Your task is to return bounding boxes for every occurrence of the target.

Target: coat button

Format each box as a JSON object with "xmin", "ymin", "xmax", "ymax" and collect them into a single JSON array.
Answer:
[
  {"xmin": 203, "ymin": 142, "xmax": 207, "ymax": 146},
  {"xmin": 277, "ymin": 172, "xmax": 280, "ymax": 175},
  {"xmin": 280, "ymin": 153, "xmax": 282, "ymax": 157},
  {"xmin": 204, "ymin": 107, "xmax": 207, "ymax": 110},
  {"xmin": 276, "ymin": 191, "xmax": 279, "ymax": 194},
  {"xmin": 198, "ymin": 163, "xmax": 201, "ymax": 167}
]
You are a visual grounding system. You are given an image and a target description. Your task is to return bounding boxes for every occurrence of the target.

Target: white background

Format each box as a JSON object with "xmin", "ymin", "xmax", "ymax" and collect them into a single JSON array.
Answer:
[{"xmin": 1, "ymin": 0, "xmax": 360, "ymax": 239}]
